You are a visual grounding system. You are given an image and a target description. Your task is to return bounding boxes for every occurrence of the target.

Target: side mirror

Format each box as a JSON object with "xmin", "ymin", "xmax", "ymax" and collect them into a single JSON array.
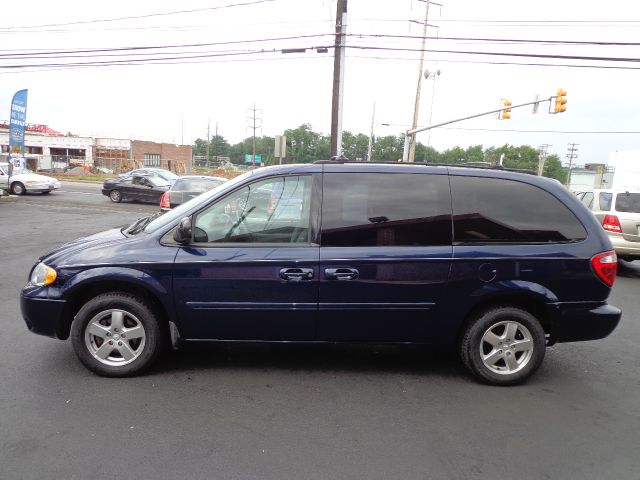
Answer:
[{"xmin": 173, "ymin": 217, "xmax": 192, "ymax": 244}]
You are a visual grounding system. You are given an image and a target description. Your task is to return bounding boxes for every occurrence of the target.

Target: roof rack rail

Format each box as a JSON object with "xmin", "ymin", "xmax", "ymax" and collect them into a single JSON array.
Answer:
[{"xmin": 313, "ymin": 159, "xmax": 537, "ymax": 175}]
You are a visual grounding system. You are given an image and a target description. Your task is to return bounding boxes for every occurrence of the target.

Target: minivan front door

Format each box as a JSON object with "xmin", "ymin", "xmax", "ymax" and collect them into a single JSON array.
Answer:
[
  {"xmin": 317, "ymin": 168, "xmax": 453, "ymax": 343},
  {"xmin": 173, "ymin": 174, "xmax": 320, "ymax": 341}
]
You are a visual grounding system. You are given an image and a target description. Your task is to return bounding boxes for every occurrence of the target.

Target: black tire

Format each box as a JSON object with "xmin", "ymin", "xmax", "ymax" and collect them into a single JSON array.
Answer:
[
  {"xmin": 460, "ymin": 306, "xmax": 546, "ymax": 386},
  {"xmin": 10, "ymin": 182, "xmax": 26, "ymax": 195},
  {"xmin": 109, "ymin": 189, "xmax": 122, "ymax": 203},
  {"xmin": 71, "ymin": 292, "xmax": 167, "ymax": 377}
]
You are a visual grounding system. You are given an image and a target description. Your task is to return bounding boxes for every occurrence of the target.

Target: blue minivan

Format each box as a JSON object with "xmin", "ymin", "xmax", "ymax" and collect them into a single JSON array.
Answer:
[{"xmin": 20, "ymin": 162, "xmax": 622, "ymax": 385}]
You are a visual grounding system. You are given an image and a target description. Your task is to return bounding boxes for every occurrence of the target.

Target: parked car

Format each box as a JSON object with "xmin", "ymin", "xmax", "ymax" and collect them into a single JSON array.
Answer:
[
  {"xmin": 102, "ymin": 174, "xmax": 170, "ymax": 204},
  {"xmin": 576, "ymin": 189, "xmax": 640, "ymax": 261},
  {"xmin": 0, "ymin": 162, "xmax": 61, "ymax": 195},
  {"xmin": 21, "ymin": 162, "xmax": 621, "ymax": 385},
  {"xmin": 118, "ymin": 168, "xmax": 179, "ymax": 184},
  {"xmin": 160, "ymin": 175, "xmax": 227, "ymax": 211}
]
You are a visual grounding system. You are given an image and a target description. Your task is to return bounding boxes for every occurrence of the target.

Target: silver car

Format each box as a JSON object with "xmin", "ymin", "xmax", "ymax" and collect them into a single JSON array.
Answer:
[
  {"xmin": 577, "ymin": 189, "xmax": 640, "ymax": 261},
  {"xmin": 0, "ymin": 162, "xmax": 61, "ymax": 195}
]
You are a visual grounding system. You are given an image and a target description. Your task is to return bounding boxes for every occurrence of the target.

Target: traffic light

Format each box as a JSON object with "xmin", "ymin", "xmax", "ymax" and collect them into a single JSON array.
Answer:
[
  {"xmin": 554, "ymin": 88, "xmax": 567, "ymax": 113},
  {"xmin": 500, "ymin": 99, "xmax": 512, "ymax": 120}
]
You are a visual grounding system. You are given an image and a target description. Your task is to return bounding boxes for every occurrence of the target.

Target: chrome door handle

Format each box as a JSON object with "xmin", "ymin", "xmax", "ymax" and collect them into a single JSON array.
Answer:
[
  {"xmin": 325, "ymin": 268, "xmax": 359, "ymax": 281},
  {"xmin": 279, "ymin": 267, "xmax": 314, "ymax": 282}
]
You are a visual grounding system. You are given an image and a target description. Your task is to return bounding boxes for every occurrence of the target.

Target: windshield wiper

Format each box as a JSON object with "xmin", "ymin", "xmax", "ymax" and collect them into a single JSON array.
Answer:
[{"xmin": 126, "ymin": 211, "xmax": 163, "ymax": 235}]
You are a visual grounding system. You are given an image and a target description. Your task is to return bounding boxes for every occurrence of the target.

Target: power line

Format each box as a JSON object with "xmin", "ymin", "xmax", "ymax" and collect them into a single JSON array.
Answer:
[
  {"xmin": 381, "ymin": 124, "xmax": 640, "ymax": 134},
  {"xmin": 0, "ymin": 34, "xmax": 333, "ymax": 58},
  {"xmin": 355, "ymin": 18, "xmax": 640, "ymax": 24},
  {"xmin": 344, "ymin": 45, "xmax": 640, "ymax": 64},
  {"xmin": 349, "ymin": 33, "xmax": 640, "ymax": 47},
  {"xmin": 0, "ymin": 0, "xmax": 275, "ymax": 31},
  {"xmin": 439, "ymin": 127, "xmax": 640, "ymax": 134},
  {"xmin": 346, "ymin": 54, "xmax": 640, "ymax": 70}
]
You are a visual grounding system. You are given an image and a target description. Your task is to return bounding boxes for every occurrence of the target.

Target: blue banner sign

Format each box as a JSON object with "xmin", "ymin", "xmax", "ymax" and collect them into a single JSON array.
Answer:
[{"xmin": 9, "ymin": 89, "xmax": 28, "ymax": 153}]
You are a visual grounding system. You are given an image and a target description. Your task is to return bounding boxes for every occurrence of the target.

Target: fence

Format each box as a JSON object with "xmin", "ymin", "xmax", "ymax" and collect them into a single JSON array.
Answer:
[{"xmin": 0, "ymin": 154, "xmax": 191, "ymax": 175}]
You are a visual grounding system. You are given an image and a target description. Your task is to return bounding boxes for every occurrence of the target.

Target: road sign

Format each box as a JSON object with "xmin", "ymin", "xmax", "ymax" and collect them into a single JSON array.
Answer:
[{"xmin": 244, "ymin": 154, "xmax": 262, "ymax": 165}]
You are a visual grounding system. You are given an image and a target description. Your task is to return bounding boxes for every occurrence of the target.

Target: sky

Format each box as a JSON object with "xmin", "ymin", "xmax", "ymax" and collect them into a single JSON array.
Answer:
[{"xmin": 1, "ymin": 0, "xmax": 640, "ymax": 166}]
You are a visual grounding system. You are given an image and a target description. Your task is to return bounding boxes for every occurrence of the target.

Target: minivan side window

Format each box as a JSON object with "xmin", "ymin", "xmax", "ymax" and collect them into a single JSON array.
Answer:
[
  {"xmin": 320, "ymin": 173, "xmax": 451, "ymax": 247},
  {"xmin": 451, "ymin": 176, "xmax": 587, "ymax": 243},
  {"xmin": 581, "ymin": 191, "xmax": 594, "ymax": 209},
  {"xmin": 599, "ymin": 192, "xmax": 613, "ymax": 211},
  {"xmin": 193, "ymin": 175, "xmax": 312, "ymax": 244}
]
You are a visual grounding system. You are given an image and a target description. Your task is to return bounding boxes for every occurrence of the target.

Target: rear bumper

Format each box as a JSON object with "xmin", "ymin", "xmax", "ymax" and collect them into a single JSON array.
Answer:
[
  {"xmin": 20, "ymin": 291, "xmax": 68, "ymax": 339},
  {"xmin": 609, "ymin": 235, "xmax": 640, "ymax": 258},
  {"xmin": 549, "ymin": 302, "xmax": 622, "ymax": 344}
]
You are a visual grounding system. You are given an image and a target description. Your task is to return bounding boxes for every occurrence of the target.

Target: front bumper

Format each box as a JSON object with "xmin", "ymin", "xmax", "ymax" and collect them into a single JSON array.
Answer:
[
  {"xmin": 26, "ymin": 182, "xmax": 61, "ymax": 193},
  {"xmin": 20, "ymin": 290, "xmax": 68, "ymax": 339},
  {"xmin": 549, "ymin": 302, "xmax": 622, "ymax": 344}
]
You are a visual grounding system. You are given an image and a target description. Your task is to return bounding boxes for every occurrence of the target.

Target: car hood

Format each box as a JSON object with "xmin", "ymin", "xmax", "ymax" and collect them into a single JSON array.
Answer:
[{"xmin": 40, "ymin": 228, "xmax": 128, "ymax": 265}]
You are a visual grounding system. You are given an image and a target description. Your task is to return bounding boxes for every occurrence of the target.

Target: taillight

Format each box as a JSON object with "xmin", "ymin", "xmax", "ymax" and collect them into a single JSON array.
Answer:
[
  {"xmin": 602, "ymin": 214, "xmax": 622, "ymax": 233},
  {"xmin": 160, "ymin": 191, "xmax": 171, "ymax": 209},
  {"xmin": 591, "ymin": 250, "xmax": 617, "ymax": 287}
]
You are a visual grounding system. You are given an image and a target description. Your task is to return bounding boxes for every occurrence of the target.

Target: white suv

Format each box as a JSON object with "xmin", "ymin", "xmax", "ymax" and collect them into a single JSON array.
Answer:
[{"xmin": 577, "ymin": 189, "xmax": 640, "ymax": 261}]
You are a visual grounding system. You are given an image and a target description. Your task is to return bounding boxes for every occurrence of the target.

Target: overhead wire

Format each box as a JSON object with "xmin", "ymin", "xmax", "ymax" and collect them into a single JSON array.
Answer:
[{"xmin": 0, "ymin": 0, "xmax": 276, "ymax": 31}]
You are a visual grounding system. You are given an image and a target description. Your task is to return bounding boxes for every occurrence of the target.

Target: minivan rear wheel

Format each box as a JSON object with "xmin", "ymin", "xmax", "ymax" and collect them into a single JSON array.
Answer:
[
  {"xmin": 460, "ymin": 306, "xmax": 546, "ymax": 386},
  {"xmin": 71, "ymin": 292, "xmax": 166, "ymax": 377}
]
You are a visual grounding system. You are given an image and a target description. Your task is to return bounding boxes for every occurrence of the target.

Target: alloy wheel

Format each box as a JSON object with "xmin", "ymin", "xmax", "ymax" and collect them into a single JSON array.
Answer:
[{"xmin": 84, "ymin": 309, "xmax": 146, "ymax": 367}]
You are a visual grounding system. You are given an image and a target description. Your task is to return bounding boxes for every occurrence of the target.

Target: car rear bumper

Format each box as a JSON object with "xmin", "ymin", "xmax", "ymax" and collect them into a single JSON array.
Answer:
[
  {"xmin": 549, "ymin": 302, "xmax": 622, "ymax": 344},
  {"xmin": 20, "ymin": 291, "xmax": 68, "ymax": 339},
  {"xmin": 609, "ymin": 235, "xmax": 640, "ymax": 258}
]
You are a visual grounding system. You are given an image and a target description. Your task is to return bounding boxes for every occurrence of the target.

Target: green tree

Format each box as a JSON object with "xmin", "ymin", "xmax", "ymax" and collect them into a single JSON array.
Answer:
[
  {"xmin": 414, "ymin": 143, "xmax": 440, "ymax": 163},
  {"xmin": 285, "ymin": 124, "xmax": 328, "ymax": 163},
  {"xmin": 342, "ymin": 132, "xmax": 370, "ymax": 160},
  {"xmin": 542, "ymin": 154, "xmax": 568, "ymax": 183},
  {"xmin": 372, "ymin": 135, "xmax": 404, "ymax": 162}
]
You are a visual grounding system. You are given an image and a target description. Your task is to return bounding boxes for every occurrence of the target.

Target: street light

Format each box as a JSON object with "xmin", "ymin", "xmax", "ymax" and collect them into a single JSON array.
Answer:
[{"xmin": 423, "ymin": 68, "xmax": 441, "ymax": 156}]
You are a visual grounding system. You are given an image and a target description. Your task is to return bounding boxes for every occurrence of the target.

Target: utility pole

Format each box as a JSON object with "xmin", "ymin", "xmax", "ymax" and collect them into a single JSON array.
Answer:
[
  {"xmin": 408, "ymin": 0, "xmax": 432, "ymax": 162},
  {"xmin": 537, "ymin": 143, "xmax": 551, "ymax": 176},
  {"xmin": 206, "ymin": 120, "xmax": 210, "ymax": 167},
  {"xmin": 367, "ymin": 102, "xmax": 376, "ymax": 161},
  {"xmin": 247, "ymin": 104, "xmax": 262, "ymax": 167},
  {"xmin": 214, "ymin": 121, "xmax": 219, "ymax": 164},
  {"xmin": 330, "ymin": 0, "xmax": 347, "ymax": 157},
  {"xmin": 566, "ymin": 143, "xmax": 579, "ymax": 187}
]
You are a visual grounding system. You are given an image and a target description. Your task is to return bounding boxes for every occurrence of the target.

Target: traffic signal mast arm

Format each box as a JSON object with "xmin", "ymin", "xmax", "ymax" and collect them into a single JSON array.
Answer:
[{"xmin": 402, "ymin": 95, "xmax": 560, "ymax": 162}]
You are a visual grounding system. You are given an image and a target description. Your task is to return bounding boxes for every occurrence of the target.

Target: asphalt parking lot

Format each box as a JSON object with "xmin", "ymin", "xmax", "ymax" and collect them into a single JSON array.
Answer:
[{"xmin": 1, "ymin": 184, "xmax": 639, "ymax": 480}]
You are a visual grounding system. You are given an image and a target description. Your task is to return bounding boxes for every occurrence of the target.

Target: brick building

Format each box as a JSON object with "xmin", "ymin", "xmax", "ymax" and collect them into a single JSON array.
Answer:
[{"xmin": 0, "ymin": 122, "xmax": 192, "ymax": 174}]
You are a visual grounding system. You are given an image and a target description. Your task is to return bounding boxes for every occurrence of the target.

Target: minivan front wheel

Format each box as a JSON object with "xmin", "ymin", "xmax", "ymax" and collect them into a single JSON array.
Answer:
[
  {"xmin": 460, "ymin": 306, "xmax": 546, "ymax": 386},
  {"xmin": 71, "ymin": 293, "xmax": 166, "ymax": 376}
]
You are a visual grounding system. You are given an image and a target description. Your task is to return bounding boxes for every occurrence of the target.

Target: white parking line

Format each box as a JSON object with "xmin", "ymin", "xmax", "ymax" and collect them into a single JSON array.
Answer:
[{"xmin": 57, "ymin": 190, "xmax": 103, "ymax": 196}]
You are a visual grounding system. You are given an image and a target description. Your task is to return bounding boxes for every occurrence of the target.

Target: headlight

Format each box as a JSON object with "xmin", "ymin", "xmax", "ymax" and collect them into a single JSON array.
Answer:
[{"xmin": 30, "ymin": 262, "xmax": 57, "ymax": 286}]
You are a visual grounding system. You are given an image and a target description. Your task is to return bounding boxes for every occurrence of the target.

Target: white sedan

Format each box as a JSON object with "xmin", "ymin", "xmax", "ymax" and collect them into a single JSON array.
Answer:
[{"xmin": 0, "ymin": 162, "xmax": 61, "ymax": 195}]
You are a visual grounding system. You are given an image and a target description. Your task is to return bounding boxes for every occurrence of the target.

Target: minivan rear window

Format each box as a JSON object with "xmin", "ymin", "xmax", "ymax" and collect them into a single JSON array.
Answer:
[
  {"xmin": 615, "ymin": 192, "xmax": 640, "ymax": 213},
  {"xmin": 451, "ymin": 176, "xmax": 587, "ymax": 243}
]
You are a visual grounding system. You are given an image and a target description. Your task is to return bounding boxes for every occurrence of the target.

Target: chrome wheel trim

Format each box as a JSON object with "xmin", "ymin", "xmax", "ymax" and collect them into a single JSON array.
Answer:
[
  {"xmin": 480, "ymin": 320, "xmax": 534, "ymax": 375},
  {"xmin": 84, "ymin": 309, "xmax": 146, "ymax": 367},
  {"xmin": 109, "ymin": 190, "xmax": 121, "ymax": 202},
  {"xmin": 12, "ymin": 182, "xmax": 25, "ymax": 195}
]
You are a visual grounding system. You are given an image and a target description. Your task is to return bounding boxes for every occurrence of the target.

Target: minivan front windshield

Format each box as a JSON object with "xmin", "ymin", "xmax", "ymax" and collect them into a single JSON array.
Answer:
[{"xmin": 142, "ymin": 170, "xmax": 254, "ymax": 234}]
